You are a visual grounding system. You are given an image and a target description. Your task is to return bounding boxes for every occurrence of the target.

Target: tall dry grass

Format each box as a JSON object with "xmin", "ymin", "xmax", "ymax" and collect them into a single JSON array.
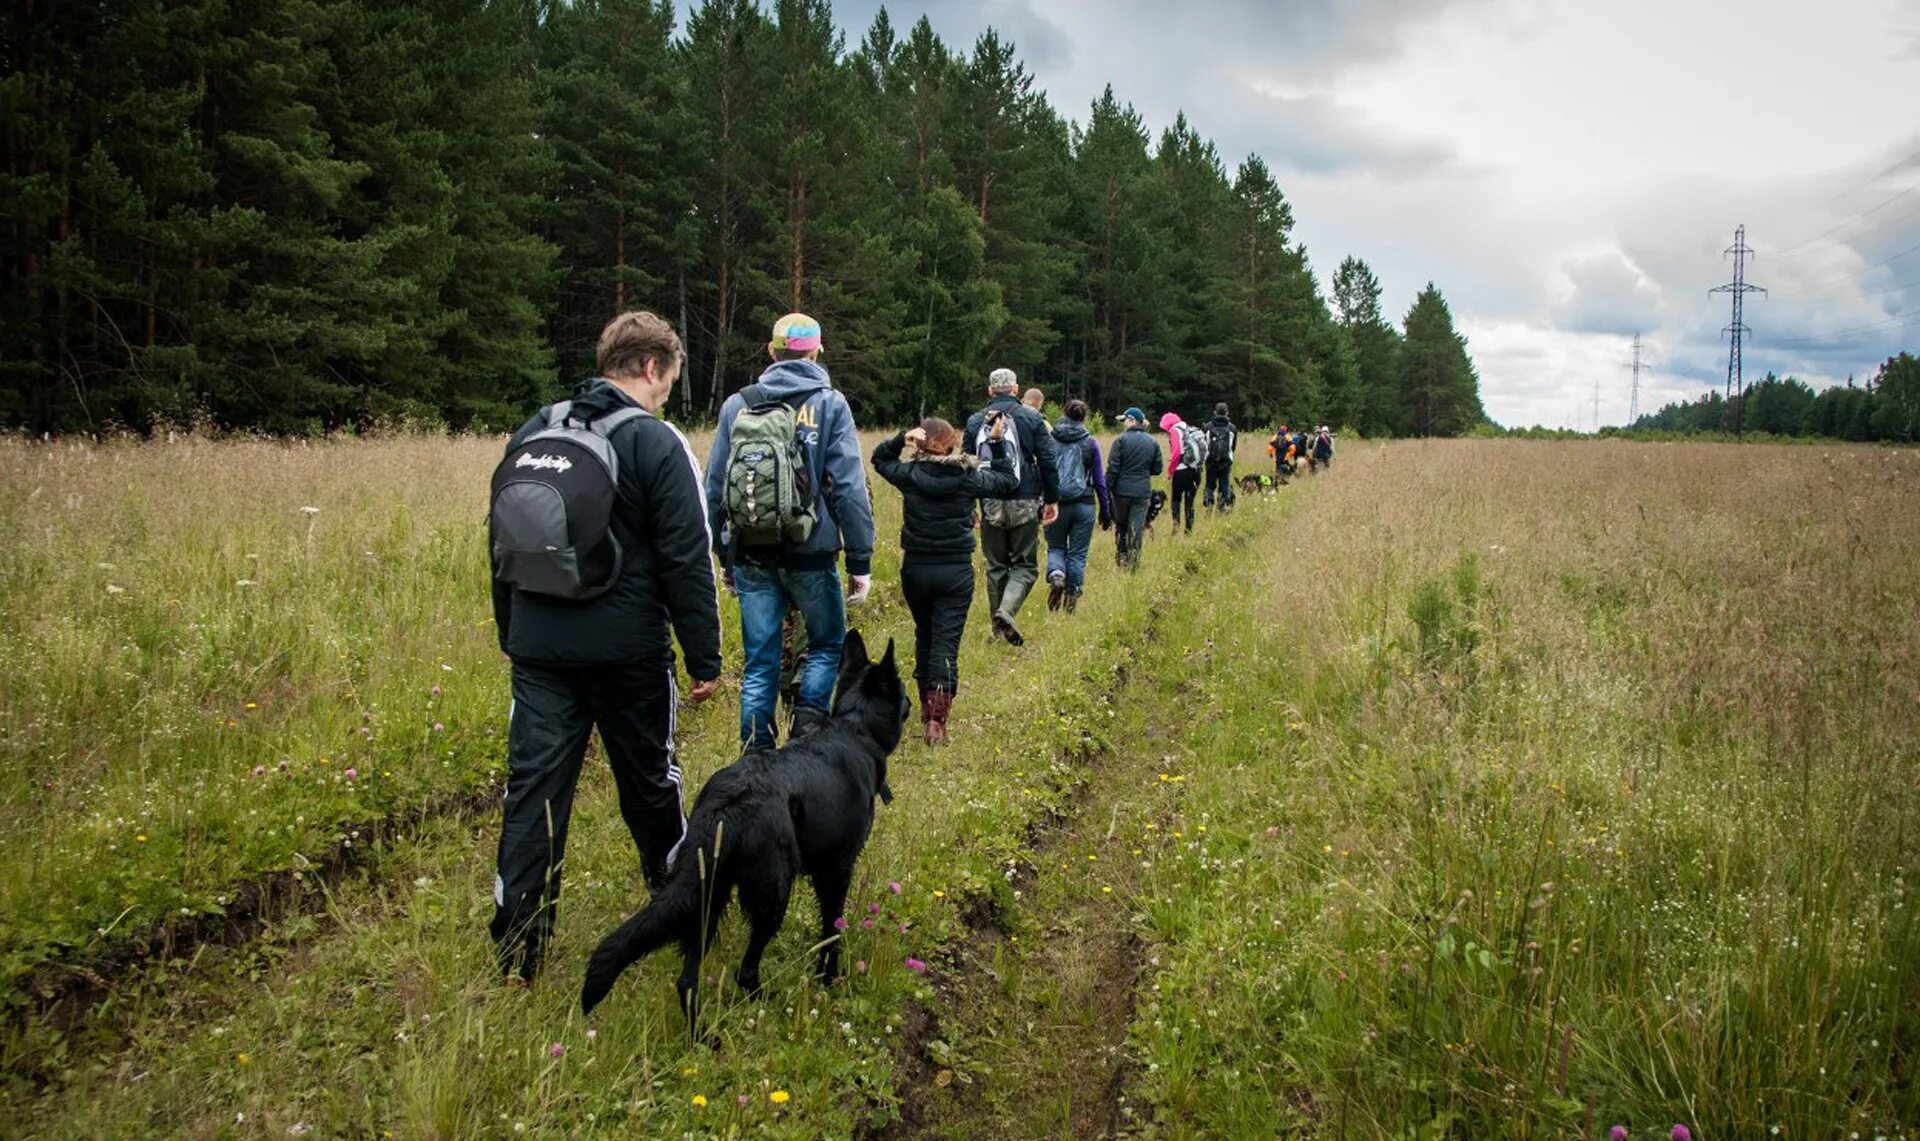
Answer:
[{"xmin": 1123, "ymin": 438, "xmax": 1920, "ymax": 1137}]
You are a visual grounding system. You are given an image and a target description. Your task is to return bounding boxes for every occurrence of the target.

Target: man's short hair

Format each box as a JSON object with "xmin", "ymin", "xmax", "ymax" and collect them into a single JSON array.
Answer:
[
  {"xmin": 1022, "ymin": 388, "xmax": 1043, "ymax": 406},
  {"xmin": 598, "ymin": 310, "xmax": 683, "ymax": 379},
  {"xmin": 988, "ymin": 368, "xmax": 1018, "ymax": 394},
  {"xmin": 1214, "ymin": 402, "xmax": 1229, "ymax": 418},
  {"xmin": 1064, "ymin": 399, "xmax": 1088, "ymax": 422}
]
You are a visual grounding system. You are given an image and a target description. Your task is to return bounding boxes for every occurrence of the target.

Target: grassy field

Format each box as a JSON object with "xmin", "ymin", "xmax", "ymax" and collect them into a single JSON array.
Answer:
[{"xmin": 1, "ymin": 433, "xmax": 1916, "ymax": 1139}]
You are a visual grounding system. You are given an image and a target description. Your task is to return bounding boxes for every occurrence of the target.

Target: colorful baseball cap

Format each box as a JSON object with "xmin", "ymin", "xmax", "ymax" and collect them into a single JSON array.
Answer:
[{"xmin": 771, "ymin": 312, "xmax": 823, "ymax": 352}]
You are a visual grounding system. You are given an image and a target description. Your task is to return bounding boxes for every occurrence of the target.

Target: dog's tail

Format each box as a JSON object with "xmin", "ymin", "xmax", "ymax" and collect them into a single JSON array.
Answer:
[{"xmin": 579, "ymin": 855, "xmax": 705, "ymax": 1015}]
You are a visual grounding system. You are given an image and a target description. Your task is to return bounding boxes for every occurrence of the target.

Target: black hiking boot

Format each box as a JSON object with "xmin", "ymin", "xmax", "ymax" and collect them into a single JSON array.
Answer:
[
  {"xmin": 1046, "ymin": 571, "xmax": 1065, "ymax": 611},
  {"xmin": 789, "ymin": 706, "xmax": 831, "ymax": 742},
  {"xmin": 992, "ymin": 614, "xmax": 1024, "ymax": 647}
]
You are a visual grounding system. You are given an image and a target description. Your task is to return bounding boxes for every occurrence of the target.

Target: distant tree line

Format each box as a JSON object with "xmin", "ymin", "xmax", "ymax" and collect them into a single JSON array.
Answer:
[
  {"xmin": 1626, "ymin": 353, "xmax": 1919, "ymax": 443},
  {"xmin": 4, "ymin": 0, "xmax": 1486, "ymax": 436}
]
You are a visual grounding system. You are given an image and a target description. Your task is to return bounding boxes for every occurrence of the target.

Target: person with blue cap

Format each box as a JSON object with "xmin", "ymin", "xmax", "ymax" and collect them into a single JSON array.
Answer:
[{"xmin": 1104, "ymin": 406, "xmax": 1160, "ymax": 570}]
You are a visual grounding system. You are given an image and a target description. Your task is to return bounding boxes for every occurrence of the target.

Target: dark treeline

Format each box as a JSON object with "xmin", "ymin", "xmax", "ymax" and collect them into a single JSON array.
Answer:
[
  {"xmin": 4, "ymin": 0, "xmax": 1485, "ymax": 435},
  {"xmin": 1627, "ymin": 353, "xmax": 1919, "ymax": 443}
]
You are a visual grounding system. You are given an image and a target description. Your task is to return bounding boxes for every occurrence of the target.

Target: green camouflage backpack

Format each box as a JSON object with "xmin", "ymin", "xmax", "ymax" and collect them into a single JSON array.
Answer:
[{"xmin": 723, "ymin": 385, "xmax": 815, "ymax": 547}]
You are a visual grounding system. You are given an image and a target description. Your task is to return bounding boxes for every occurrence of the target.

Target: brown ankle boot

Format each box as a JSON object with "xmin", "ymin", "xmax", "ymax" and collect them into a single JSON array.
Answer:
[{"xmin": 921, "ymin": 687, "xmax": 953, "ymax": 746}]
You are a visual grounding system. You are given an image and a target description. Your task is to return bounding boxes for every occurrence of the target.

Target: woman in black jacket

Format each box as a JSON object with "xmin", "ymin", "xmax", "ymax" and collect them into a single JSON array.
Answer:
[{"xmin": 871, "ymin": 413, "xmax": 1019, "ymax": 744}]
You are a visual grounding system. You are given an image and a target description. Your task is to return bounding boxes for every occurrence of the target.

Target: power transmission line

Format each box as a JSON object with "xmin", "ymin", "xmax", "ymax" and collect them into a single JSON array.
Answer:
[
  {"xmin": 1767, "ymin": 184, "xmax": 1920, "ymax": 260},
  {"xmin": 1783, "ymin": 236, "xmax": 1920, "ymax": 298},
  {"xmin": 1763, "ymin": 143, "xmax": 1920, "ymax": 243},
  {"xmin": 1710, "ymin": 225, "xmax": 1766, "ymax": 437},
  {"xmin": 1764, "ymin": 305, "xmax": 1920, "ymax": 346}
]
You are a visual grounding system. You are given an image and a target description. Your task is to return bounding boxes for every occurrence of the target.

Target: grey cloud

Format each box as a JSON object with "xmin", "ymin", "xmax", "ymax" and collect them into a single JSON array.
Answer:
[
  {"xmin": 1555, "ymin": 252, "xmax": 1664, "ymax": 336},
  {"xmin": 1208, "ymin": 89, "xmax": 1459, "ymax": 177}
]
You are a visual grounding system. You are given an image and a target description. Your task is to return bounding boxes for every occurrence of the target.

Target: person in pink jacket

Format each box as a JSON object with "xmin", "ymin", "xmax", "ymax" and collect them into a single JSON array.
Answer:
[{"xmin": 1160, "ymin": 411, "xmax": 1204, "ymax": 534}]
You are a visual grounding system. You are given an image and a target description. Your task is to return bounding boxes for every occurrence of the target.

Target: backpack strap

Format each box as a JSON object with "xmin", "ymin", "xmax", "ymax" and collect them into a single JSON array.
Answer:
[
  {"xmin": 546, "ymin": 400, "xmax": 574, "ymax": 428},
  {"xmin": 588, "ymin": 406, "xmax": 647, "ymax": 438},
  {"xmin": 739, "ymin": 384, "xmax": 811, "ymax": 412}
]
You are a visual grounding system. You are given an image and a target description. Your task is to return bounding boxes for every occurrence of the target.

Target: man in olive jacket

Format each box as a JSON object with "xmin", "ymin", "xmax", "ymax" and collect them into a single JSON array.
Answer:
[
  {"xmin": 488, "ymin": 310, "xmax": 721, "ymax": 985},
  {"xmin": 1105, "ymin": 407, "xmax": 1161, "ymax": 570},
  {"xmin": 963, "ymin": 368, "xmax": 1059, "ymax": 645}
]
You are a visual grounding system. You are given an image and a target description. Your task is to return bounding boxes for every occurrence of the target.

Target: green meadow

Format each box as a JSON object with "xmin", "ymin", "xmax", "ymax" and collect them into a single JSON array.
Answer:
[{"xmin": 2, "ymin": 435, "xmax": 1916, "ymax": 1139}]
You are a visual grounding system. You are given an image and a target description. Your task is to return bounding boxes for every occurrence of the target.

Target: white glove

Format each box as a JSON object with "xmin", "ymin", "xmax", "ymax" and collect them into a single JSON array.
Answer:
[{"xmin": 846, "ymin": 574, "xmax": 872, "ymax": 606}]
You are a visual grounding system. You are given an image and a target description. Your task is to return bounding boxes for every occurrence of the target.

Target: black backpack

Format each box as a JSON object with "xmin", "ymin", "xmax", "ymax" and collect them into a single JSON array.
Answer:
[
  {"xmin": 1205, "ymin": 421, "xmax": 1235, "ymax": 467},
  {"xmin": 489, "ymin": 401, "xmax": 645, "ymax": 600}
]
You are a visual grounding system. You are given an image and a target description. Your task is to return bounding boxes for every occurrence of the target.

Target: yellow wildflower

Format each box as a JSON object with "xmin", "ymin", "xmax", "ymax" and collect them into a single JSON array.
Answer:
[
  {"xmin": 769, "ymin": 1090, "xmax": 790, "ymax": 1105},
  {"xmin": 691, "ymin": 1095, "xmax": 708, "ymax": 1108}
]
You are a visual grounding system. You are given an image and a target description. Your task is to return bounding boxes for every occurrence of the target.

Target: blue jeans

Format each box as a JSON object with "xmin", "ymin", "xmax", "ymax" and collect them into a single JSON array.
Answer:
[
  {"xmin": 1044, "ymin": 500, "xmax": 1097, "ymax": 595},
  {"xmin": 735, "ymin": 564, "xmax": 845, "ymax": 749}
]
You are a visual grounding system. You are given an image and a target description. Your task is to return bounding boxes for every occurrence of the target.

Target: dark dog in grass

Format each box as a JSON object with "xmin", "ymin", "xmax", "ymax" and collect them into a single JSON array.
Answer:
[
  {"xmin": 580, "ymin": 631, "xmax": 910, "ymax": 1018},
  {"xmin": 1143, "ymin": 488, "xmax": 1168, "ymax": 534}
]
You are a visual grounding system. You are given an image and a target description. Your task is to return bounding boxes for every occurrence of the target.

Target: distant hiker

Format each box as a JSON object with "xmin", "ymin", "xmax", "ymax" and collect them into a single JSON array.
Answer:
[
  {"xmin": 1313, "ymin": 426, "xmax": 1335, "ymax": 471},
  {"xmin": 1269, "ymin": 423, "xmax": 1298, "ymax": 482},
  {"xmin": 1202, "ymin": 402, "xmax": 1238, "ymax": 511},
  {"xmin": 487, "ymin": 309, "xmax": 721, "ymax": 985},
  {"xmin": 870, "ymin": 414, "xmax": 1020, "ymax": 744},
  {"xmin": 705, "ymin": 312, "xmax": 876, "ymax": 752},
  {"xmin": 1159, "ymin": 410, "xmax": 1206, "ymax": 534},
  {"xmin": 965, "ymin": 368, "xmax": 1060, "ymax": 646},
  {"xmin": 1106, "ymin": 407, "xmax": 1160, "ymax": 570},
  {"xmin": 1045, "ymin": 399, "xmax": 1113, "ymax": 613},
  {"xmin": 1022, "ymin": 387, "xmax": 1045, "ymax": 414}
]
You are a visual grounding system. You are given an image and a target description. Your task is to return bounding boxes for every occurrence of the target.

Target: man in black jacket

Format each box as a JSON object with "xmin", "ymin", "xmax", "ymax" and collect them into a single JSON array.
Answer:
[
  {"xmin": 963, "ymin": 368, "xmax": 1059, "ymax": 645},
  {"xmin": 1105, "ymin": 407, "xmax": 1161, "ymax": 570},
  {"xmin": 488, "ymin": 310, "xmax": 722, "ymax": 985},
  {"xmin": 1202, "ymin": 402, "xmax": 1238, "ymax": 511}
]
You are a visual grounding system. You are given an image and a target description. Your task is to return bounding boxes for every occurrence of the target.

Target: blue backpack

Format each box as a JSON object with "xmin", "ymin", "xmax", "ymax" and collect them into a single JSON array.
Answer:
[{"xmin": 1055, "ymin": 437, "xmax": 1092, "ymax": 500}]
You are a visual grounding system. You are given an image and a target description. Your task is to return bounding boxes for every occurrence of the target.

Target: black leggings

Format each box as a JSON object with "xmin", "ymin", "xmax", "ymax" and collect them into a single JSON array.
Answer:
[
  {"xmin": 901, "ymin": 559, "xmax": 975, "ymax": 693},
  {"xmin": 1170, "ymin": 469, "xmax": 1200, "ymax": 531}
]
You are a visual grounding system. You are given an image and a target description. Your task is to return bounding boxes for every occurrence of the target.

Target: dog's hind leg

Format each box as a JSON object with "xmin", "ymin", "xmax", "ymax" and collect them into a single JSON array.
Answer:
[
  {"xmin": 734, "ymin": 869, "xmax": 792, "ymax": 998},
  {"xmin": 808, "ymin": 864, "xmax": 853, "ymax": 986}
]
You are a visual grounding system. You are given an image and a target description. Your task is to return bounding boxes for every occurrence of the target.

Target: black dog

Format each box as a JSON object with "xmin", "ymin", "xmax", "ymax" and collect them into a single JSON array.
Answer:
[
  {"xmin": 1144, "ymin": 488, "xmax": 1168, "ymax": 532},
  {"xmin": 580, "ymin": 631, "xmax": 910, "ymax": 1017}
]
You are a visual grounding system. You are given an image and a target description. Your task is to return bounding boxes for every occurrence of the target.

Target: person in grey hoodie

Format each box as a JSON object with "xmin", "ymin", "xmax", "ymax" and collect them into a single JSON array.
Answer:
[{"xmin": 703, "ymin": 312, "xmax": 876, "ymax": 751}]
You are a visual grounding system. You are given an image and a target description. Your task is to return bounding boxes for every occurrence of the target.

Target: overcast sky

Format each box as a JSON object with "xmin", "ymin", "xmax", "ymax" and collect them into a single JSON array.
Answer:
[{"xmin": 704, "ymin": 0, "xmax": 1920, "ymax": 427}]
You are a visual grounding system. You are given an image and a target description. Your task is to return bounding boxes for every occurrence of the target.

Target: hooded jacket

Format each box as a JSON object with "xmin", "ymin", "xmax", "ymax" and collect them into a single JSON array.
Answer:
[
  {"xmin": 1203, "ymin": 414, "xmax": 1238, "ymax": 469},
  {"xmin": 870, "ymin": 433, "xmax": 1020, "ymax": 563},
  {"xmin": 1160, "ymin": 412, "xmax": 1197, "ymax": 478},
  {"xmin": 963, "ymin": 394, "xmax": 1060, "ymax": 504},
  {"xmin": 492, "ymin": 379, "xmax": 723, "ymax": 679},
  {"xmin": 1105, "ymin": 424, "xmax": 1160, "ymax": 500},
  {"xmin": 703, "ymin": 360, "xmax": 876, "ymax": 575},
  {"xmin": 1051, "ymin": 419, "xmax": 1113, "ymax": 519}
]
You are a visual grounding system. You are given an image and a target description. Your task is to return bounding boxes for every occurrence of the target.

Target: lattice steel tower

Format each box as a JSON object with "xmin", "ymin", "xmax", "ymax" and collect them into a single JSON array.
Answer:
[
  {"xmin": 1709, "ymin": 226, "xmax": 1765, "ymax": 436},
  {"xmin": 1626, "ymin": 332, "xmax": 1647, "ymax": 424}
]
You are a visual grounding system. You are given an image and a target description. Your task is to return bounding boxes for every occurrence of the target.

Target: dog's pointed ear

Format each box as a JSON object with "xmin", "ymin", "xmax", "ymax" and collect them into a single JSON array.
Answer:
[
  {"xmin": 878, "ymin": 638, "xmax": 896, "ymax": 671},
  {"xmin": 842, "ymin": 630, "xmax": 870, "ymax": 673}
]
